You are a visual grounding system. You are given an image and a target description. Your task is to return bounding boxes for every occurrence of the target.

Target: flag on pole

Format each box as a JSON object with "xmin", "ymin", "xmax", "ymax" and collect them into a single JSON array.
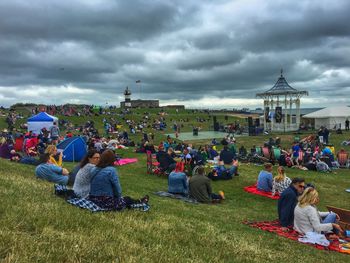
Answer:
[{"xmin": 136, "ymin": 80, "xmax": 141, "ymax": 83}]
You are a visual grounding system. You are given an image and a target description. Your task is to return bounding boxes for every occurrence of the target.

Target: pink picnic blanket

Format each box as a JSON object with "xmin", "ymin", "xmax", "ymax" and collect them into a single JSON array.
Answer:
[
  {"xmin": 243, "ymin": 184, "xmax": 280, "ymax": 200},
  {"xmin": 114, "ymin": 158, "xmax": 138, "ymax": 166}
]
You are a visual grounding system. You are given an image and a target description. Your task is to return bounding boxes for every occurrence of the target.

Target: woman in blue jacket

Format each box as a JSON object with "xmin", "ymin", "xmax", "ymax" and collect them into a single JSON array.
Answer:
[
  {"xmin": 88, "ymin": 150, "xmax": 149, "ymax": 210},
  {"xmin": 168, "ymin": 162, "xmax": 188, "ymax": 195}
]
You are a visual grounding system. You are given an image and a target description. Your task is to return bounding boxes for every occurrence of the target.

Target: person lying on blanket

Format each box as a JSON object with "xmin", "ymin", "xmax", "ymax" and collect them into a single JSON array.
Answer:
[
  {"xmin": 257, "ymin": 163, "xmax": 273, "ymax": 192},
  {"xmin": 189, "ymin": 166, "xmax": 225, "ymax": 203},
  {"xmin": 294, "ymin": 187, "xmax": 343, "ymax": 235},
  {"xmin": 87, "ymin": 150, "xmax": 149, "ymax": 211},
  {"xmin": 73, "ymin": 149, "xmax": 100, "ymax": 198},
  {"xmin": 278, "ymin": 177, "xmax": 305, "ymax": 229},
  {"xmin": 35, "ymin": 153, "xmax": 71, "ymax": 185},
  {"xmin": 208, "ymin": 160, "xmax": 239, "ymax": 181},
  {"xmin": 168, "ymin": 162, "xmax": 188, "ymax": 196},
  {"xmin": 10, "ymin": 150, "xmax": 39, "ymax": 165},
  {"xmin": 272, "ymin": 166, "xmax": 291, "ymax": 196}
]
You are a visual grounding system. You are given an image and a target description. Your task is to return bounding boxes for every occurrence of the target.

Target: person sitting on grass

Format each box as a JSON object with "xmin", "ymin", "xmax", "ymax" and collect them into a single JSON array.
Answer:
[
  {"xmin": 0, "ymin": 137, "xmax": 12, "ymax": 159},
  {"xmin": 88, "ymin": 150, "xmax": 149, "ymax": 211},
  {"xmin": 208, "ymin": 160, "xmax": 239, "ymax": 181},
  {"xmin": 35, "ymin": 153, "xmax": 70, "ymax": 185},
  {"xmin": 189, "ymin": 166, "xmax": 225, "ymax": 203},
  {"xmin": 156, "ymin": 145, "xmax": 176, "ymax": 173},
  {"xmin": 294, "ymin": 187, "xmax": 343, "ymax": 235},
  {"xmin": 291, "ymin": 142, "xmax": 300, "ymax": 166},
  {"xmin": 272, "ymin": 166, "xmax": 291, "ymax": 196},
  {"xmin": 182, "ymin": 148, "xmax": 192, "ymax": 164},
  {"xmin": 167, "ymin": 147, "xmax": 176, "ymax": 158},
  {"xmin": 278, "ymin": 177, "xmax": 305, "ymax": 229},
  {"xmin": 45, "ymin": 144, "xmax": 63, "ymax": 167},
  {"xmin": 73, "ymin": 150, "xmax": 100, "ymax": 198},
  {"xmin": 208, "ymin": 145, "xmax": 218, "ymax": 159},
  {"xmin": 168, "ymin": 162, "xmax": 188, "ymax": 196},
  {"xmin": 257, "ymin": 163, "xmax": 273, "ymax": 192},
  {"xmin": 10, "ymin": 150, "xmax": 38, "ymax": 165},
  {"xmin": 219, "ymin": 145, "xmax": 235, "ymax": 165},
  {"xmin": 316, "ymin": 159, "xmax": 332, "ymax": 173}
]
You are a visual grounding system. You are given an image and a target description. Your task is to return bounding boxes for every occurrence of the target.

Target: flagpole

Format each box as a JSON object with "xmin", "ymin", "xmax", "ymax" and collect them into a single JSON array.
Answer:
[{"xmin": 136, "ymin": 80, "xmax": 141, "ymax": 99}]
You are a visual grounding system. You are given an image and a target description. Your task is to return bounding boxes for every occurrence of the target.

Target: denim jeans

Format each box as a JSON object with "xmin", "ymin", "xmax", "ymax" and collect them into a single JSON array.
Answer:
[
  {"xmin": 322, "ymin": 212, "xmax": 338, "ymax": 233},
  {"xmin": 228, "ymin": 166, "xmax": 237, "ymax": 176},
  {"xmin": 322, "ymin": 212, "xmax": 336, "ymax": 224}
]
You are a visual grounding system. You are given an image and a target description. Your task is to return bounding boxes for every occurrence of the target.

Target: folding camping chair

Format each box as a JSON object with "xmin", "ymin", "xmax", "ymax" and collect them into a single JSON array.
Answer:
[
  {"xmin": 298, "ymin": 150, "xmax": 305, "ymax": 165},
  {"xmin": 14, "ymin": 137, "xmax": 24, "ymax": 152},
  {"xmin": 273, "ymin": 148, "xmax": 281, "ymax": 160},
  {"xmin": 262, "ymin": 146, "xmax": 271, "ymax": 160},
  {"xmin": 255, "ymin": 147, "xmax": 262, "ymax": 156},
  {"xmin": 146, "ymin": 150, "xmax": 159, "ymax": 174},
  {"xmin": 337, "ymin": 151, "xmax": 349, "ymax": 168}
]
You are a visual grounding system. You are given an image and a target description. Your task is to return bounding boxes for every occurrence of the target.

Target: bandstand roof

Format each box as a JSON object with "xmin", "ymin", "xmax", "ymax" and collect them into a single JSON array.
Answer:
[{"xmin": 256, "ymin": 70, "xmax": 308, "ymax": 98}]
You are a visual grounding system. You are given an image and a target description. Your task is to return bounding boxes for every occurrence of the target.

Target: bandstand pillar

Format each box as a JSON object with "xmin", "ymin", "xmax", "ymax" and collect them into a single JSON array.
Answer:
[
  {"xmin": 296, "ymin": 98, "xmax": 301, "ymax": 129},
  {"xmin": 284, "ymin": 95, "xmax": 288, "ymax": 132},
  {"xmin": 289, "ymin": 98, "xmax": 293, "ymax": 129},
  {"xmin": 263, "ymin": 99, "xmax": 267, "ymax": 131},
  {"xmin": 270, "ymin": 98, "xmax": 274, "ymax": 131}
]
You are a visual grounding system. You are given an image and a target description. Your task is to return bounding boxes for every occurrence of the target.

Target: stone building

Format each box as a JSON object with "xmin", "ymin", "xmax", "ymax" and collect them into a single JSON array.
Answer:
[{"xmin": 120, "ymin": 87, "xmax": 159, "ymax": 108}]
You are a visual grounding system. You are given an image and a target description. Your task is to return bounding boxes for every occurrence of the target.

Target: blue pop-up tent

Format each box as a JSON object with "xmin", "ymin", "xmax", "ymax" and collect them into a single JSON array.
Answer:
[
  {"xmin": 57, "ymin": 137, "xmax": 87, "ymax": 162},
  {"xmin": 27, "ymin": 112, "xmax": 58, "ymax": 135}
]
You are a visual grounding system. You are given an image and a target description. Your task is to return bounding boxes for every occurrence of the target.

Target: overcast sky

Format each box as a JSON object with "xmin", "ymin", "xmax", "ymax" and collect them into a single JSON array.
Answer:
[{"xmin": 0, "ymin": 0, "xmax": 349, "ymax": 109}]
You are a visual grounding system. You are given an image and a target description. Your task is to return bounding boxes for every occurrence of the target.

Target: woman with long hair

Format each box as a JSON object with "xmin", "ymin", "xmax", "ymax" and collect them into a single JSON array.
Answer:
[
  {"xmin": 45, "ymin": 144, "xmax": 62, "ymax": 167},
  {"xmin": 88, "ymin": 150, "xmax": 149, "ymax": 210},
  {"xmin": 0, "ymin": 137, "xmax": 12, "ymax": 159},
  {"xmin": 272, "ymin": 166, "xmax": 291, "ymax": 196},
  {"xmin": 73, "ymin": 149, "xmax": 100, "ymax": 198},
  {"xmin": 294, "ymin": 187, "xmax": 342, "ymax": 234}
]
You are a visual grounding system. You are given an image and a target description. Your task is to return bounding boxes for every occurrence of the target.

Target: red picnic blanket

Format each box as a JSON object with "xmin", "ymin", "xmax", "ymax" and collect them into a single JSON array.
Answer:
[
  {"xmin": 244, "ymin": 220, "xmax": 350, "ymax": 254},
  {"xmin": 114, "ymin": 158, "xmax": 138, "ymax": 166},
  {"xmin": 243, "ymin": 184, "xmax": 280, "ymax": 200}
]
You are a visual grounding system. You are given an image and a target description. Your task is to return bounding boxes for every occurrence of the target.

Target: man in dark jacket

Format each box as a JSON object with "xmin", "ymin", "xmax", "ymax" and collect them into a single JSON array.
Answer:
[
  {"xmin": 219, "ymin": 145, "xmax": 235, "ymax": 165},
  {"xmin": 156, "ymin": 146, "xmax": 176, "ymax": 172},
  {"xmin": 277, "ymin": 178, "xmax": 305, "ymax": 228}
]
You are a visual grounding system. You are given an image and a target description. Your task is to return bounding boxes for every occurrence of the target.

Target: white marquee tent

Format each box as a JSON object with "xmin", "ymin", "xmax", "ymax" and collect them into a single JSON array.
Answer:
[
  {"xmin": 302, "ymin": 106, "xmax": 350, "ymax": 130},
  {"xmin": 27, "ymin": 112, "xmax": 58, "ymax": 134}
]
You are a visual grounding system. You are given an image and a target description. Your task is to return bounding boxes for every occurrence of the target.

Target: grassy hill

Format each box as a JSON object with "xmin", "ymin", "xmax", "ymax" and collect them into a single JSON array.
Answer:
[
  {"xmin": 1, "ymin": 149, "xmax": 350, "ymax": 262},
  {"xmin": 1, "ymin": 108, "xmax": 350, "ymax": 262}
]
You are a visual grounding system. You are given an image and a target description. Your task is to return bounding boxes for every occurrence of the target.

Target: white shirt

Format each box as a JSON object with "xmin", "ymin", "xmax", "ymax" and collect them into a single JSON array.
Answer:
[{"xmin": 294, "ymin": 205, "xmax": 332, "ymax": 234}]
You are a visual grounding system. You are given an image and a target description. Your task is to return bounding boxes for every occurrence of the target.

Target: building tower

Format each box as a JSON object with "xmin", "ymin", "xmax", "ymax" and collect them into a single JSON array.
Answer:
[{"xmin": 124, "ymin": 86, "xmax": 132, "ymax": 107}]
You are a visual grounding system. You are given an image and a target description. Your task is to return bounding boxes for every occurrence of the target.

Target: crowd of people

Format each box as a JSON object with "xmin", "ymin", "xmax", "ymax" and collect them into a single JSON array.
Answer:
[
  {"xmin": 0, "ymin": 106, "xmax": 348, "ymax": 239},
  {"xmin": 239, "ymin": 133, "xmax": 348, "ymax": 173}
]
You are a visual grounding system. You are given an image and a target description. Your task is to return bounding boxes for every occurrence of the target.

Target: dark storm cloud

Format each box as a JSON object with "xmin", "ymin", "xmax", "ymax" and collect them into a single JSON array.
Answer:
[
  {"xmin": 0, "ymin": 0, "xmax": 349, "ymax": 107},
  {"xmin": 0, "ymin": 1, "xmax": 182, "ymax": 46}
]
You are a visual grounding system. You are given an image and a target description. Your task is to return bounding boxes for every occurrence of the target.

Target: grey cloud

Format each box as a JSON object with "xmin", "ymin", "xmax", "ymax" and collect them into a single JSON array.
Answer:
[
  {"xmin": 0, "ymin": 0, "xmax": 349, "ymax": 108},
  {"xmin": 0, "ymin": 1, "xmax": 182, "ymax": 46}
]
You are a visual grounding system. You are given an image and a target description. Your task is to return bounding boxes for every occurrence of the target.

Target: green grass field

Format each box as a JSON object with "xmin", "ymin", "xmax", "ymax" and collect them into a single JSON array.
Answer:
[{"xmin": 1, "ymin": 108, "xmax": 350, "ymax": 262}]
